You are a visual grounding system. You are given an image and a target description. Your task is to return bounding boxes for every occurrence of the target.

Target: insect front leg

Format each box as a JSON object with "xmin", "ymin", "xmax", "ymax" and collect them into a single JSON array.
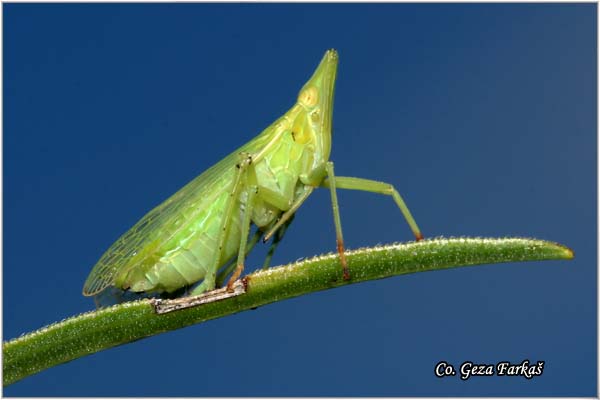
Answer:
[
  {"xmin": 226, "ymin": 184, "xmax": 258, "ymax": 291},
  {"xmin": 189, "ymin": 153, "xmax": 253, "ymax": 296},
  {"xmin": 320, "ymin": 173, "xmax": 424, "ymax": 241}
]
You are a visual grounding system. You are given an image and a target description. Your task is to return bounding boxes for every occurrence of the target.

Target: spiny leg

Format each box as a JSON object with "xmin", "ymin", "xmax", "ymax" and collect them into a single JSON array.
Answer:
[
  {"xmin": 189, "ymin": 153, "xmax": 252, "ymax": 296},
  {"xmin": 262, "ymin": 213, "xmax": 295, "ymax": 270},
  {"xmin": 226, "ymin": 184, "xmax": 257, "ymax": 291},
  {"xmin": 215, "ymin": 227, "xmax": 261, "ymax": 288},
  {"xmin": 320, "ymin": 175, "xmax": 423, "ymax": 241},
  {"xmin": 325, "ymin": 162, "xmax": 350, "ymax": 281}
]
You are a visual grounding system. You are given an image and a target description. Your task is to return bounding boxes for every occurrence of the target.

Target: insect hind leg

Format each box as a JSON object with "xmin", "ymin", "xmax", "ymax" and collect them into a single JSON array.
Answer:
[
  {"xmin": 226, "ymin": 184, "xmax": 258, "ymax": 291},
  {"xmin": 215, "ymin": 227, "xmax": 261, "ymax": 288},
  {"xmin": 189, "ymin": 152, "xmax": 253, "ymax": 296}
]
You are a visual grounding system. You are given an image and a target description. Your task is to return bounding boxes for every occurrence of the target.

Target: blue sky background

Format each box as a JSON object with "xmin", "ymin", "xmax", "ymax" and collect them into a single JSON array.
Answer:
[{"xmin": 4, "ymin": 4, "xmax": 596, "ymax": 396}]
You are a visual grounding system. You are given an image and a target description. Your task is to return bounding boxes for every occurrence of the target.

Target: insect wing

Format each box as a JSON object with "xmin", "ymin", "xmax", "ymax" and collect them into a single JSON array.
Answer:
[
  {"xmin": 82, "ymin": 154, "xmax": 237, "ymax": 296},
  {"xmin": 82, "ymin": 126, "xmax": 282, "ymax": 296}
]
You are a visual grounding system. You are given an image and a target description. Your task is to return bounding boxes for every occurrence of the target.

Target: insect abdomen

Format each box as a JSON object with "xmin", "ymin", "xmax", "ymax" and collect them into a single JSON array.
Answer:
[{"xmin": 121, "ymin": 189, "xmax": 243, "ymax": 293}]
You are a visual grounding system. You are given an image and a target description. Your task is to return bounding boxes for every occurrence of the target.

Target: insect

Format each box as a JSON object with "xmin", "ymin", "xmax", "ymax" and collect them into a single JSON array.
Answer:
[{"xmin": 82, "ymin": 49, "xmax": 423, "ymax": 303}]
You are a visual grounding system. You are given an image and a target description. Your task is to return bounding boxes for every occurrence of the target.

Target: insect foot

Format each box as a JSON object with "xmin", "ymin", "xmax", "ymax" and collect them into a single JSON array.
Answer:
[
  {"xmin": 152, "ymin": 280, "xmax": 246, "ymax": 314},
  {"xmin": 226, "ymin": 264, "xmax": 244, "ymax": 292},
  {"xmin": 337, "ymin": 239, "xmax": 350, "ymax": 281}
]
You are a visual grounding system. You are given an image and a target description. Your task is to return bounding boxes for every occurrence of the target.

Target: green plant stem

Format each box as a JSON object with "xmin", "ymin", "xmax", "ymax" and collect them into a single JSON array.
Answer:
[{"xmin": 3, "ymin": 237, "xmax": 573, "ymax": 386}]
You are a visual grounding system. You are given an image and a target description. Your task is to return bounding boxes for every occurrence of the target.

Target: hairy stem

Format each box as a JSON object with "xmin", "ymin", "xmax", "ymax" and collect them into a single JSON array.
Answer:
[{"xmin": 3, "ymin": 237, "xmax": 573, "ymax": 386}]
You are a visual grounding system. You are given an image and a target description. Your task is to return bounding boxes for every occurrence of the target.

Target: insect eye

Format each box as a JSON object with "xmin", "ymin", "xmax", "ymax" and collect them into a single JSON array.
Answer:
[{"xmin": 298, "ymin": 86, "xmax": 318, "ymax": 107}]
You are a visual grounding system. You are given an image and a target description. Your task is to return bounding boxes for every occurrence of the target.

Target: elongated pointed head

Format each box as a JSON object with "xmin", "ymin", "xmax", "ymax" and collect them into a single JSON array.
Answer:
[{"xmin": 294, "ymin": 49, "xmax": 338, "ymax": 162}]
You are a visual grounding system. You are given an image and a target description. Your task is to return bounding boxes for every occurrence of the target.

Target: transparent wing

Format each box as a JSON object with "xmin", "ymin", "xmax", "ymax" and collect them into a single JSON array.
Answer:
[
  {"xmin": 82, "ymin": 125, "xmax": 281, "ymax": 296},
  {"xmin": 83, "ymin": 157, "xmax": 232, "ymax": 296}
]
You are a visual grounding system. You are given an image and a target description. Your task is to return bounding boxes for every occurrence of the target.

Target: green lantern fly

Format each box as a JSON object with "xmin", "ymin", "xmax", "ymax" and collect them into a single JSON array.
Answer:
[{"xmin": 82, "ymin": 49, "xmax": 423, "ymax": 303}]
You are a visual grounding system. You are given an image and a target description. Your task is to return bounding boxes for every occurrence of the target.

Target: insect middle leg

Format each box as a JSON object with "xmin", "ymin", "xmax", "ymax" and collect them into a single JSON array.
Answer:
[
  {"xmin": 262, "ymin": 213, "xmax": 295, "ymax": 270},
  {"xmin": 263, "ymin": 186, "xmax": 313, "ymax": 242},
  {"xmin": 261, "ymin": 171, "xmax": 352, "ymax": 280}
]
